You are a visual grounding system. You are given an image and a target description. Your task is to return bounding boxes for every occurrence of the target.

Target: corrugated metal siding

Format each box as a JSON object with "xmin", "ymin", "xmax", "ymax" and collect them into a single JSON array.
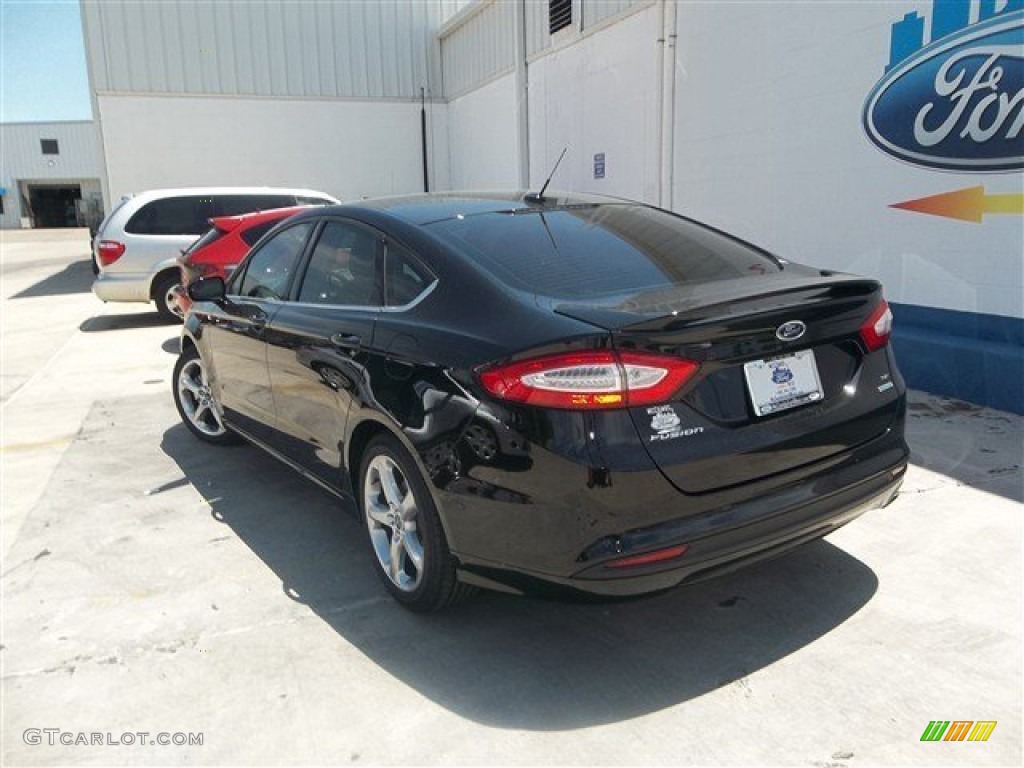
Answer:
[
  {"xmin": 524, "ymin": 0, "xmax": 652, "ymax": 57},
  {"xmin": 525, "ymin": 0, "xmax": 552, "ymax": 58},
  {"xmin": 0, "ymin": 122, "xmax": 101, "ymax": 180},
  {"xmin": 583, "ymin": 0, "xmax": 647, "ymax": 29},
  {"xmin": 440, "ymin": 0, "xmax": 475, "ymax": 24},
  {"xmin": 440, "ymin": 0, "xmax": 515, "ymax": 98},
  {"xmin": 81, "ymin": 0, "xmax": 443, "ymax": 100}
]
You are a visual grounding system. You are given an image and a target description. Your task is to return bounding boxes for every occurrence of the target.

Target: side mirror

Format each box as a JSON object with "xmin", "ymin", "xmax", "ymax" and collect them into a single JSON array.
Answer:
[{"xmin": 188, "ymin": 276, "xmax": 226, "ymax": 303}]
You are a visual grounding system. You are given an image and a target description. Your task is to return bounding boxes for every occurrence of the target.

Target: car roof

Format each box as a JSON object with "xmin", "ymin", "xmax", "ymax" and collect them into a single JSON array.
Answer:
[
  {"xmin": 128, "ymin": 187, "xmax": 339, "ymax": 202},
  {"xmin": 345, "ymin": 190, "xmax": 633, "ymax": 225}
]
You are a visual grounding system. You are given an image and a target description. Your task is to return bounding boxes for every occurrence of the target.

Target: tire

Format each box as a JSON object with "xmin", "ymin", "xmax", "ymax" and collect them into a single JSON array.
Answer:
[
  {"xmin": 154, "ymin": 271, "xmax": 184, "ymax": 322},
  {"xmin": 359, "ymin": 434, "xmax": 475, "ymax": 612},
  {"xmin": 172, "ymin": 347, "xmax": 240, "ymax": 446}
]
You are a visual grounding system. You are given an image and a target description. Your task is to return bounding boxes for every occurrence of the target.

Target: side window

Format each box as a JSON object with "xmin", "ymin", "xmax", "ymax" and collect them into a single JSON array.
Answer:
[
  {"xmin": 385, "ymin": 241, "xmax": 435, "ymax": 307},
  {"xmin": 216, "ymin": 195, "xmax": 294, "ymax": 217},
  {"xmin": 125, "ymin": 196, "xmax": 214, "ymax": 235},
  {"xmin": 297, "ymin": 220, "xmax": 381, "ymax": 307},
  {"xmin": 235, "ymin": 221, "xmax": 314, "ymax": 300}
]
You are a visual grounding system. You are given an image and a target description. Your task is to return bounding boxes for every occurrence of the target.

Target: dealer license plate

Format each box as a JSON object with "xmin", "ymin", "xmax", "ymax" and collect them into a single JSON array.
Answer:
[{"xmin": 743, "ymin": 349, "xmax": 824, "ymax": 417}]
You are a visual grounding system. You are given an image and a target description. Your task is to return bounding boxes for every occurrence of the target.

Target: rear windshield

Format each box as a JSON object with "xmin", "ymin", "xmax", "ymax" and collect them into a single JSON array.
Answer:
[
  {"xmin": 184, "ymin": 226, "xmax": 224, "ymax": 257},
  {"xmin": 216, "ymin": 195, "xmax": 295, "ymax": 216},
  {"xmin": 240, "ymin": 219, "xmax": 280, "ymax": 247},
  {"xmin": 428, "ymin": 205, "xmax": 780, "ymax": 299}
]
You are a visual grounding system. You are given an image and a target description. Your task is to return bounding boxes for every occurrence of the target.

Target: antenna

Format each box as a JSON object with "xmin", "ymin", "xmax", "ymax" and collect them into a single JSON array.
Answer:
[
  {"xmin": 525, "ymin": 147, "xmax": 567, "ymax": 204},
  {"xmin": 420, "ymin": 87, "xmax": 429, "ymax": 193}
]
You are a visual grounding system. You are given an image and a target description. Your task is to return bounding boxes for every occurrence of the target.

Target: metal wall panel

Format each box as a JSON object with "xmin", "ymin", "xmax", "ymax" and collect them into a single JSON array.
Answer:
[
  {"xmin": 583, "ymin": 0, "xmax": 648, "ymax": 29},
  {"xmin": 440, "ymin": 0, "xmax": 475, "ymax": 24},
  {"xmin": 440, "ymin": 0, "xmax": 515, "ymax": 98},
  {"xmin": 80, "ymin": 0, "xmax": 443, "ymax": 100},
  {"xmin": 0, "ymin": 122, "xmax": 101, "ymax": 181},
  {"xmin": 525, "ymin": 0, "xmax": 552, "ymax": 57}
]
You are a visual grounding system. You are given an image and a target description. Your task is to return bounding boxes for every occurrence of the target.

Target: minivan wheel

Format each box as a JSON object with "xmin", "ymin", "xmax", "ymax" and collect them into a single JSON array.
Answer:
[
  {"xmin": 154, "ymin": 272, "xmax": 184, "ymax": 322},
  {"xmin": 359, "ymin": 434, "xmax": 474, "ymax": 612},
  {"xmin": 173, "ymin": 347, "xmax": 239, "ymax": 445}
]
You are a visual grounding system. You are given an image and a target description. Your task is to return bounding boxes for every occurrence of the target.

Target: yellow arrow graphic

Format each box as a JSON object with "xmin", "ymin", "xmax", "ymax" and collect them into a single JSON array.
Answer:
[{"xmin": 890, "ymin": 186, "xmax": 1024, "ymax": 223}]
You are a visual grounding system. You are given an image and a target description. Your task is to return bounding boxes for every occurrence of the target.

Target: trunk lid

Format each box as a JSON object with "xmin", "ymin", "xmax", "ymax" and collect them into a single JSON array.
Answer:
[{"xmin": 555, "ymin": 270, "xmax": 903, "ymax": 494}]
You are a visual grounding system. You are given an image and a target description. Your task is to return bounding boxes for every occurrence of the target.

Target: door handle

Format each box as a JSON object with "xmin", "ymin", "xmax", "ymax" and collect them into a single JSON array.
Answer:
[
  {"xmin": 249, "ymin": 312, "xmax": 267, "ymax": 330},
  {"xmin": 330, "ymin": 332, "xmax": 362, "ymax": 350}
]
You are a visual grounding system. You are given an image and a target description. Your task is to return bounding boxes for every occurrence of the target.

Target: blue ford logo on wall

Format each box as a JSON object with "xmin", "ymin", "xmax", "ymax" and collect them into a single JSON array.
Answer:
[{"xmin": 863, "ymin": 5, "xmax": 1023, "ymax": 172}]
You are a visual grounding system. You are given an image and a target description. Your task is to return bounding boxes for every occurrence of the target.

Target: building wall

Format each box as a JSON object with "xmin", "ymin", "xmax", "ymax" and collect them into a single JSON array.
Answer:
[
  {"xmin": 527, "ymin": 4, "xmax": 661, "ymax": 201},
  {"xmin": 95, "ymin": 94, "xmax": 448, "ymax": 203},
  {"xmin": 0, "ymin": 121, "xmax": 102, "ymax": 228},
  {"xmin": 440, "ymin": 0, "xmax": 515, "ymax": 99},
  {"xmin": 446, "ymin": 73, "xmax": 520, "ymax": 188},
  {"xmin": 670, "ymin": 0, "xmax": 1023, "ymax": 412},
  {"xmin": 80, "ymin": 0, "xmax": 443, "ymax": 100},
  {"xmin": 80, "ymin": 0, "xmax": 452, "ymax": 207},
  {"xmin": 524, "ymin": 0, "xmax": 653, "ymax": 58},
  {"xmin": 583, "ymin": 0, "xmax": 650, "ymax": 29},
  {"xmin": 440, "ymin": 0, "xmax": 657, "ymax": 194}
]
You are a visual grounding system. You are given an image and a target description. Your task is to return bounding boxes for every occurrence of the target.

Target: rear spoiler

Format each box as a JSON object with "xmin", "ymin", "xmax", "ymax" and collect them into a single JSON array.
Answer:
[{"xmin": 554, "ymin": 274, "xmax": 879, "ymax": 332}]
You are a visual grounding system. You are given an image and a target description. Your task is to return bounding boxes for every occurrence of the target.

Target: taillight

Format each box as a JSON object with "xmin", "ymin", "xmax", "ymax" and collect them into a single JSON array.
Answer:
[
  {"xmin": 96, "ymin": 240, "xmax": 125, "ymax": 267},
  {"xmin": 860, "ymin": 299, "xmax": 893, "ymax": 352},
  {"xmin": 478, "ymin": 350, "xmax": 699, "ymax": 410}
]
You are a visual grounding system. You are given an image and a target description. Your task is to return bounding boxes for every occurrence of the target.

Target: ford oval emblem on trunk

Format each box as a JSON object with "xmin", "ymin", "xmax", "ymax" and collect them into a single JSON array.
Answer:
[{"xmin": 776, "ymin": 321, "xmax": 806, "ymax": 342}]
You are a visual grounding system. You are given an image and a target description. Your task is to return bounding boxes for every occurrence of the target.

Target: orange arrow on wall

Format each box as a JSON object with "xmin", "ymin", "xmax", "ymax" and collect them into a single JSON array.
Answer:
[{"xmin": 890, "ymin": 186, "xmax": 1024, "ymax": 223}]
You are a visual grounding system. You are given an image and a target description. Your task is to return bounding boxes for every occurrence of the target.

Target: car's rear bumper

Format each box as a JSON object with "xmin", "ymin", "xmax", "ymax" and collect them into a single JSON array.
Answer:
[
  {"xmin": 92, "ymin": 271, "xmax": 150, "ymax": 303},
  {"xmin": 448, "ymin": 427, "xmax": 908, "ymax": 598}
]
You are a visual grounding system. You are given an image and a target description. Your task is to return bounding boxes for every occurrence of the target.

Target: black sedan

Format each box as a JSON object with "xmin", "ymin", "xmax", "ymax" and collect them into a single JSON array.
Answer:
[{"xmin": 173, "ymin": 192, "xmax": 908, "ymax": 612}]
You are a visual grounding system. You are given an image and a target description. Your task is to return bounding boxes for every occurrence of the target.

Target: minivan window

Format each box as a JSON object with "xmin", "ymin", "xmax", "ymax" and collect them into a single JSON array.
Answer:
[
  {"xmin": 95, "ymin": 195, "xmax": 133, "ymax": 238},
  {"xmin": 429, "ymin": 205, "xmax": 781, "ymax": 300},
  {"xmin": 125, "ymin": 197, "xmax": 214, "ymax": 236},
  {"xmin": 216, "ymin": 195, "xmax": 295, "ymax": 217}
]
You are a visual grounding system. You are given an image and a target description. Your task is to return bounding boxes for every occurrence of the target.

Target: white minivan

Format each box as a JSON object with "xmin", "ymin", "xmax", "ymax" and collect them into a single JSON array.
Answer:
[{"xmin": 92, "ymin": 187, "xmax": 338, "ymax": 319}]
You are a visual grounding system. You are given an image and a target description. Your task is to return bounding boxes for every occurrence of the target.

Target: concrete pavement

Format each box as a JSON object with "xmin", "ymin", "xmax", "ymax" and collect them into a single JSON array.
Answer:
[{"xmin": 2, "ymin": 230, "xmax": 1020, "ymax": 765}]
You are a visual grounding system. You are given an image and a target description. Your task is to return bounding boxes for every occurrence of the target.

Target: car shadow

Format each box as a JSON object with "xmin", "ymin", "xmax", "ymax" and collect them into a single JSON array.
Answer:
[
  {"xmin": 161, "ymin": 423, "xmax": 878, "ymax": 730},
  {"xmin": 906, "ymin": 391, "xmax": 1023, "ymax": 503},
  {"xmin": 80, "ymin": 313, "xmax": 180, "ymax": 332},
  {"xmin": 10, "ymin": 259, "xmax": 94, "ymax": 298}
]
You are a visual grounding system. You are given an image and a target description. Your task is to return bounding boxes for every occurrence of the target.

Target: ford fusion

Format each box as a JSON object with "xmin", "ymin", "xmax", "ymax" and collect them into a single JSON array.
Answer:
[{"xmin": 173, "ymin": 192, "xmax": 908, "ymax": 612}]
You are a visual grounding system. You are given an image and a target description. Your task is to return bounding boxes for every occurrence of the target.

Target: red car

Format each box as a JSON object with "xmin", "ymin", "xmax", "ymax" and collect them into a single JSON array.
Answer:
[{"xmin": 172, "ymin": 206, "xmax": 311, "ymax": 316}]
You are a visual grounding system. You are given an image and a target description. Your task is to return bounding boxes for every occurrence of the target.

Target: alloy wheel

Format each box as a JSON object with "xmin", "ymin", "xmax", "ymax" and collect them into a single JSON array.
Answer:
[
  {"xmin": 363, "ymin": 455, "xmax": 425, "ymax": 592},
  {"xmin": 177, "ymin": 357, "xmax": 227, "ymax": 437},
  {"xmin": 165, "ymin": 282, "xmax": 185, "ymax": 319}
]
